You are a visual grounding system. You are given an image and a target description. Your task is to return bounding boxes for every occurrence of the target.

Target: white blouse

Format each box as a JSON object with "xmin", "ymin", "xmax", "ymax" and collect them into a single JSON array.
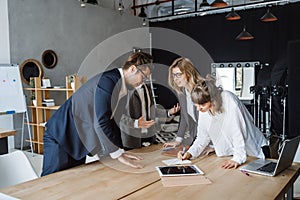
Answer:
[{"xmin": 188, "ymin": 90, "xmax": 268, "ymax": 164}]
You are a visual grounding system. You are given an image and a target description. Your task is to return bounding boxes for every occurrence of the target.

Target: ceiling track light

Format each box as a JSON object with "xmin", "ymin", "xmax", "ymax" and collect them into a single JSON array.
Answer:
[
  {"xmin": 211, "ymin": 0, "xmax": 228, "ymax": 8},
  {"xmin": 142, "ymin": 18, "xmax": 147, "ymax": 26},
  {"xmin": 80, "ymin": 0, "xmax": 86, "ymax": 8},
  {"xmin": 260, "ymin": 8, "xmax": 278, "ymax": 22},
  {"xmin": 225, "ymin": 7, "xmax": 241, "ymax": 20},
  {"xmin": 236, "ymin": 25, "xmax": 254, "ymax": 40},
  {"xmin": 118, "ymin": 0, "xmax": 125, "ymax": 15}
]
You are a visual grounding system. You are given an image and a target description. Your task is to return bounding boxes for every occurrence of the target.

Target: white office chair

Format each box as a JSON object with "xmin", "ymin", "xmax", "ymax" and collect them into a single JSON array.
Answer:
[{"xmin": 0, "ymin": 150, "xmax": 38, "ymax": 188}]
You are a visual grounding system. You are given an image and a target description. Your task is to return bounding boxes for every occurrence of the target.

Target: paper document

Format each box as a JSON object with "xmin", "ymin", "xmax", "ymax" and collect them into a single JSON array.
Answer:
[{"xmin": 162, "ymin": 158, "xmax": 192, "ymax": 166}]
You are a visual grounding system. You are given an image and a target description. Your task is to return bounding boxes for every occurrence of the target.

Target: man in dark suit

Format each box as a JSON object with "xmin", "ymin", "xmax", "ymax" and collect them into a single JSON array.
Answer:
[{"xmin": 42, "ymin": 52, "xmax": 154, "ymax": 176}]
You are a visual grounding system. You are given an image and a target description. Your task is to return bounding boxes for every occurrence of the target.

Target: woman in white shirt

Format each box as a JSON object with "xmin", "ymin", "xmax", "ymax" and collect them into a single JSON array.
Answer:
[{"xmin": 179, "ymin": 75, "xmax": 269, "ymax": 169}]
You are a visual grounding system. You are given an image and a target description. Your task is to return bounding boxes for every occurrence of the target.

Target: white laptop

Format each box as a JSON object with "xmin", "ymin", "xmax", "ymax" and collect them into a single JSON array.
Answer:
[{"xmin": 240, "ymin": 136, "xmax": 300, "ymax": 177}]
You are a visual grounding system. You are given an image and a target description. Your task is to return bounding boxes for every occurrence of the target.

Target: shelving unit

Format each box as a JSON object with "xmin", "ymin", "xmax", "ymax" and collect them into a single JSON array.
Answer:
[{"xmin": 24, "ymin": 76, "xmax": 80, "ymax": 154}]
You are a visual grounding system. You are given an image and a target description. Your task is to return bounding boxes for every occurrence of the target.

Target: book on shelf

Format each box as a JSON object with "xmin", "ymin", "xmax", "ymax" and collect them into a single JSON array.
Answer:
[{"xmin": 42, "ymin": 99, "xmax": 55, "ymax": 107}]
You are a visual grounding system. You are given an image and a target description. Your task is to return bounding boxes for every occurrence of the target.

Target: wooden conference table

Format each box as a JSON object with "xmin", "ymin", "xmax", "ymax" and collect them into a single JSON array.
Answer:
[{"xmin": 0, "ymin": 145, "xmax": 299, "ymax": 200}]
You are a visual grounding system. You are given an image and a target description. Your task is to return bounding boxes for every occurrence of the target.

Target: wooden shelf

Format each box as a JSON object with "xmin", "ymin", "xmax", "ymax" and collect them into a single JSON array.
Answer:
[
  {"xmin": 28, "ymin": 105, "xmax": 60, "ymax": 110},
  {"xmin": 24, "ymin": 88, "xmax": 72, "ymax": 91},
  {"xmin": 25, "ymin": 122, "xmax": 46, "ymax": 127},
  {"xmin": 26, "ymin": 139, "xmax": 44, "ymax": 145},
  {"xmin": 24, "ymin": 76, "xmax": 82, "ymax": 154}
]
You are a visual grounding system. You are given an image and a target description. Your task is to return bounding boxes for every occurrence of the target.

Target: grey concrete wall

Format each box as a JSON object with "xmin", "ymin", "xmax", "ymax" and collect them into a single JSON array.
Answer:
[
  {"xmin": 8, "ymin": 0, "xmax": 145, "ymax": 84},
  {"xmin": 8, "ymin": 0, "xmax": 147, "ymax": 149}
]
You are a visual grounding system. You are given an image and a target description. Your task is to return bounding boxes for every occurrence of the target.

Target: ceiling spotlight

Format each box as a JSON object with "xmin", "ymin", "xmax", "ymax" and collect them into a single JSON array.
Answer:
[
  {"xmin": 142, "ymin": 19, "xmax": 147, "ymax": 26},
  {"xmin": 225, "ymin": 8, "xmax": 241, "ymax": 21},
  {"xmin": 80, "ymin": 0, "xmax": 86, "ymax": 8},
  {"xmin": 260, "ymin": 8, "xmax": 278, "ymax": 22},
  {"xmin": 211, "ymin": 0, "xmax": 228, "ymax": 8},
  {"xmin": 236, "ymin": 26, "xmax": 254, "ymax": 40},
  {"xmin": 118, "ymin": 1, "xmax": 125, "ymax": 15}
]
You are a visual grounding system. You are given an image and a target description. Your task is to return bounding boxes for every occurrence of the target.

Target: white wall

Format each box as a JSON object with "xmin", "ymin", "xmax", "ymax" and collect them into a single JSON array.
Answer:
[{"xmin": 0, "ymin": 0, "xmax": 14, "ymax": 149}]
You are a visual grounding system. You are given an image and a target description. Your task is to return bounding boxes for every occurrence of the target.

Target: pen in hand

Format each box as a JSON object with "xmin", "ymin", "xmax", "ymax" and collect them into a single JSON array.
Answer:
[
  {"xmin": 180, "ymin": 146, "xmax": 186, "ymax": 160},
  {"xmin": 182, "ymin": 146, "xmax": 186, "ymax": 156}
]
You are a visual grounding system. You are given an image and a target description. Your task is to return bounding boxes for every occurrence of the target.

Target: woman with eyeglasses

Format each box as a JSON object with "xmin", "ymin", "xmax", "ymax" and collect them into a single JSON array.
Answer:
[
  {"xmin": 178, "ymin": 75, "xmax": 269, "ymax": 169},
  {"xmin": 163, "ymin": 57, "xmax": 209, "ymax": 149}
]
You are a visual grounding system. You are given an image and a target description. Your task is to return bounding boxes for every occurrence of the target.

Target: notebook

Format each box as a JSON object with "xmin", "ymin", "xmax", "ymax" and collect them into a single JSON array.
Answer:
[{"xmin": 240, "ymin": 136, "xmax": 300, "ymax": 177}]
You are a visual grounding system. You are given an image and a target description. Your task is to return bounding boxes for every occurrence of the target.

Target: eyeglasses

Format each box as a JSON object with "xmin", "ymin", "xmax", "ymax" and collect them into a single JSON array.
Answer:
[
  {"xmin": 137, "ymin": 67, "xmax": 150, "ymax": 82},
  {"xmin": 172, "ymin": 73, "xmax": 183, "ymax": 78}
]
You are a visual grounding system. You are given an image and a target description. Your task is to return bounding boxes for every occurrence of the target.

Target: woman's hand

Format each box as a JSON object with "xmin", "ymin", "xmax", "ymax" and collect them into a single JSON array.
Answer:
[
  {"xmin": 221, "ymin": 160, "xmax": 240, "ymax": 169},
  {"xmin": 162, "ymin": 141, "xmax": 181, "ymax": 149},
  {"xmin": 117, "ymin": 152, "xmax": 144, "ymax": 169},
  {"xmin": 168, "ymin": 103, "xmax": 180, "ymax": 115},
  {"xmin": 177, "ymin": 151, "xmax": 191, "ymax": 160}
]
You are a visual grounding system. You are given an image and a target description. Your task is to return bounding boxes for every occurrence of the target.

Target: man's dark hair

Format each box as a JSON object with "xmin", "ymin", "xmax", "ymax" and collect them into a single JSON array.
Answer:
[{"xmin": 123, "ymin": 52, "xmax": 153, "ymax": 70}]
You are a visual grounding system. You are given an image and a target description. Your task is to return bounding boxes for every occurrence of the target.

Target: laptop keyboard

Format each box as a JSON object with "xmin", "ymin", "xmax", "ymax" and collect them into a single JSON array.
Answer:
[{"xmin": 257, "ymin": 162, "xmax": 277, "ymax": 173}]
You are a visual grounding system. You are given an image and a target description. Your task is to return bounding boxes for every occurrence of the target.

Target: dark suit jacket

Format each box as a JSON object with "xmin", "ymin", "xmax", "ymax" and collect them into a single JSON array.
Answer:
[
  {"xmin": 45, "ymin": 68, "xmax": 125, "ymax": 160},
  {"xmin": 120, "ymin": 84, "xmax": 167, "ymax": 148}
]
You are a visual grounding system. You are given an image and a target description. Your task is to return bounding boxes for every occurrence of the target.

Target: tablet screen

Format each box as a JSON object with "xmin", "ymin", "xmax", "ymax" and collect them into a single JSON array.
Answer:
[{"xmin": 156, "ymin": 165, "xmax": 204, "ymax": 176}]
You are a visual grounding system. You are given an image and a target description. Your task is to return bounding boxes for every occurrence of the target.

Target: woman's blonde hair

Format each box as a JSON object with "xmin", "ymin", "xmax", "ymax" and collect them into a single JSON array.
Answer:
[
  {"xmin": 191, "ymin": 74, "xmax": 224, "ymax": 114},
  {"xmin": 168, "ymin": 57, "xmax": 204, "ymax": 93}
]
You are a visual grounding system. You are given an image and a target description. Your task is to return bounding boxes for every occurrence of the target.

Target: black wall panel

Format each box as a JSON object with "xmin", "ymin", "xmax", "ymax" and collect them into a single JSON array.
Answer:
[{"xmin": 288, "ymin": 40, "xmax": 300, "ymax": 138}]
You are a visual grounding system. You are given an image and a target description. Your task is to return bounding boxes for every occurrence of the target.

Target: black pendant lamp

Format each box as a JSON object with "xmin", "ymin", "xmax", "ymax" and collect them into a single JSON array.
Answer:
[
  {"xmin": 199, "ymin": 0, "xmax": 210, "ymax": 9},
  {"xmin": 236, "ymin": 25, "xmax": 254, "ymax": 40},
  {"xmin": 211, "ymin": 0, "xmax": 228, "ymax": 8},
  {"xmin": 260, "ymin": 8, "xmax": 278, "ymax": 22},
  {"xmin": 138, "ymin": 7, "xmax": 147, "ymax": 18},
  {"xmin": 225, "ymin": 8, "xmax": 241, "ymax": 21}
]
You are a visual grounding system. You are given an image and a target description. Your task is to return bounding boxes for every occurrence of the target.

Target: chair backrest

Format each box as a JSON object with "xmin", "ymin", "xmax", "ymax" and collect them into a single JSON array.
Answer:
[{"xmin": 0, "ymin": 150, "xmax": 38, "ymax": 188}]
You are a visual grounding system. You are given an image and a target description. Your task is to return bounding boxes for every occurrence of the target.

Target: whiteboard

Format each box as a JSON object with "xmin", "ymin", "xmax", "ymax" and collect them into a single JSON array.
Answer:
[{"xmin": 0, "ymin": 64, "xmax": 26, "ymax": 114}]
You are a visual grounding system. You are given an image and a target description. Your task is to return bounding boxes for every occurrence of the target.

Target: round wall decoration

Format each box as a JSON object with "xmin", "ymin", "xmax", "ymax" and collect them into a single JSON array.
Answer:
[
  {"xmin": 20, "ymin": 59, "xmax": 43, "ymax": 85},
  {"xmin": 42, "ymin": 49, "xmax": 57, "ymax": 69}
]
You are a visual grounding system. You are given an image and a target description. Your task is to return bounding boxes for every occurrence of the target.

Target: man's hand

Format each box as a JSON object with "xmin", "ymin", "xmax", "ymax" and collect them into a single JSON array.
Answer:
[
  {"xmin": 137, "ymin": 116, "xmax": 155, "ymax": 128},
  {"xmin": 117, "ymin": 152, "xmax": 144, "ymax": 169},
  {"xmin": 221, "ymin": 160, "xmax": 240, "ymax": 169}
]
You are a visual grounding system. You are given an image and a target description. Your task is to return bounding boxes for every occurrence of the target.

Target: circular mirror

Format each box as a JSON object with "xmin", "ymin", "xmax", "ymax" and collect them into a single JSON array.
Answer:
[
  {"xmin": 20, "ymin": 59, "xmax": 43, "ymax": 85},
  {"xmin": 42, "ymin": 49, "xmax": 57, "ymax": 69}
]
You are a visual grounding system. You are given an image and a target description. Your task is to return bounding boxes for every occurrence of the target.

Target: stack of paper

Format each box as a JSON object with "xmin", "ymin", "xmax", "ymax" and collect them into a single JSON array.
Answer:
[
  {"xmin": 42, "ymin": 99, "xmax": 55, "ymax": 107},
  {"xmin": 162, "ymin": 158, "xmax": 192, "ymax": 166}
]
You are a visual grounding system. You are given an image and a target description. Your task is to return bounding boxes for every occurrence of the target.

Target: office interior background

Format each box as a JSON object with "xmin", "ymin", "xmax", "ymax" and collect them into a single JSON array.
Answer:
[{"xmin": 1, "ymin": 0, "xmax": 300, "ymax": 182}]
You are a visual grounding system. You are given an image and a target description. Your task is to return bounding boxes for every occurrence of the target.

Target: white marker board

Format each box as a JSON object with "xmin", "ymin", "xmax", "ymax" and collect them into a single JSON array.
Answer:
[{"xmin": 0, "ymin": 64, "xmax": 26, "ymax": 114}]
